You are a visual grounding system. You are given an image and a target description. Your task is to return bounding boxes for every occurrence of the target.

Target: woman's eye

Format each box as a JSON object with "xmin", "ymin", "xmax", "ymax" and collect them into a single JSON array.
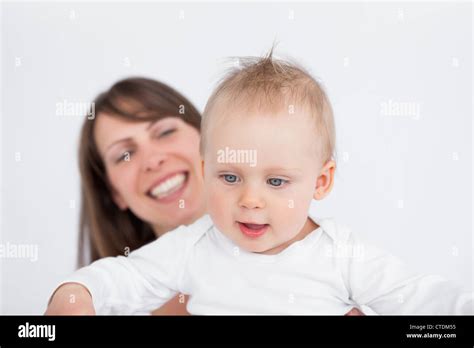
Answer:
[
  {"xmin": 116, "ymin": 151, "xmax": 133, "ymax": 164},
  {"xmin": 157, "ymin": 128, "xmax": 176, "ymax": 138},
  {"xmin": 221, "ymin": 174, "xmax": 239, "ymax": 184},
  {"xmin": 267, "ymin": 178, "xmax": 287, "ymax": 187}
]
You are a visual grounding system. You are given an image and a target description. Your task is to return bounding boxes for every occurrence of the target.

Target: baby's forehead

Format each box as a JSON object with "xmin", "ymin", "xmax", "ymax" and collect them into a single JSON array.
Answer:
[
  {"xmin": 209, "ymin": 97, "xmax": 316, "ymax": 127},
  {"xmin": 214, "ymin": 89, "xmax": 312, "ymax": 114},
  {"xmin": 212, "ymin": 112, "xmax": 318, "ymax": 151},
  {"xmin": 206, "ymin": 111, "xmax": 320, "ymax": 160}
]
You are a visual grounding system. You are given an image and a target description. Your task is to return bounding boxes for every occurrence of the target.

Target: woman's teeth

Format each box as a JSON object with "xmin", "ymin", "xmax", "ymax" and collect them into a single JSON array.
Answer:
[{"xmin": 150, "ymin": 173, "xmax": 186, "ymax": 199}]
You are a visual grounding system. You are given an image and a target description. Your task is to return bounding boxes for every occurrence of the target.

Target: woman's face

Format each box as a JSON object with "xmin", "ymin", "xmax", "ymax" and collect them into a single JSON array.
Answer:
[{"xmin": 94, "ymin": 112, "xmax": 206, "ymax": 236}]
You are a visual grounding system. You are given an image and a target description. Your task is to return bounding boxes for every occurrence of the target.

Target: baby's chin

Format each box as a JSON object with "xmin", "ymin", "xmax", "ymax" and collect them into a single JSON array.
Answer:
[
  {"xmin": 218, "ymin": 229, "xmax": 269, "ymax": 254},
  {"xmin": 233, "ymin": 236, "xmax": 282, "ymax": 255}
]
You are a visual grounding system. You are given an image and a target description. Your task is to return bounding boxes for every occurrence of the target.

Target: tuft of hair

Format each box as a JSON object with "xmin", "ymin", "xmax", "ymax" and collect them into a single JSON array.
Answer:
[{"xmin": 201, "ymin": 49, "xmax": 336, "ymax": 163}]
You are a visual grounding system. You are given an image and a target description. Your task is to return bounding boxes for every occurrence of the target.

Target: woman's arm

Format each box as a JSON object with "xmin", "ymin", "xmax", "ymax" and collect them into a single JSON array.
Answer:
[
  {"xmin": 151, "ymin": 294, "xmax": 189, "ymax": 315},
  {"xmin": 46, "ymin": 285, "xmax": 191, "ymax": 316},
  {"xmin": 45, "ymin": 283, "xmax": 95, "ymax": 315},
  {"xmin": 149, "ymin": 296, "xmax": 365, "ymax": 316},
  {"xmin": 45, "ymin": 226, "xmax": 191, "ymax": 315}
]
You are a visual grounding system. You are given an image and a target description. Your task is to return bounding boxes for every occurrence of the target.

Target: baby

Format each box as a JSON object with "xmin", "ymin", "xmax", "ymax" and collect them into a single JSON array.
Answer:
[{"xmin": 47, "ymin": 52, "xmax": 473, "ymax": 315}]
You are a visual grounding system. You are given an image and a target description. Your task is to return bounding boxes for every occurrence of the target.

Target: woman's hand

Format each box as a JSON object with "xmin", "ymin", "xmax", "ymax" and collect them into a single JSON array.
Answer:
[{"xmin": 44, "ymin": 283, "xmax": 95, "ymax": 315}]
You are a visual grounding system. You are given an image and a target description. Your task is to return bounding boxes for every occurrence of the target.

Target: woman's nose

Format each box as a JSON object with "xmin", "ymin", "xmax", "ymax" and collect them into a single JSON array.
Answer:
[
  {"xmin": 238, "ymin": 186, "xmax": 266, "ymax": 210},
  {"xmin": 143, "ymin": 152, "xmax": 167, "ymax": 172}
]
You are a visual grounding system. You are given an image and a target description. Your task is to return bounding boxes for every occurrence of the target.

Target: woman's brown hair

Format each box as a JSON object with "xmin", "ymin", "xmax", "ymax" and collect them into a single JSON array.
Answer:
[{"xmin": 78, "ymin": 77, "xmax": 201, "ymax": 266}]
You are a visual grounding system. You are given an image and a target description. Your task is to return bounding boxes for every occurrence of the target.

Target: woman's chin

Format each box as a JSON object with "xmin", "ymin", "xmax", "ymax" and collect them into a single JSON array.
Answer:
[{"xmin": 147, "ymin": 200, "xmax": 204, "ymax": 233}]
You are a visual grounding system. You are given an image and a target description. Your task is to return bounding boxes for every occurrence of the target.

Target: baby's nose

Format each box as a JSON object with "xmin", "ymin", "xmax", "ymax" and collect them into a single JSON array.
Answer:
[{"xmin": 238, "ymin": 187, "xmax": 266, "ymax": 210}]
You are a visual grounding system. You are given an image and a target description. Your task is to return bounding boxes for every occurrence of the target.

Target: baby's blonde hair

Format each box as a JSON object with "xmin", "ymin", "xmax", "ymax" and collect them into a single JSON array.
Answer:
[{"xmin": 201, "ymin": 49, "xmax": 336, "ymax": 163}]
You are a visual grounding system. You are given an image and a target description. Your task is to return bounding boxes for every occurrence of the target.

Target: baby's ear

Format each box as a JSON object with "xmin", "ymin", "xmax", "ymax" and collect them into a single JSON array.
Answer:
[{"xmin": 314, "ymin": 160, "xmax": 336, "ymax": 200}]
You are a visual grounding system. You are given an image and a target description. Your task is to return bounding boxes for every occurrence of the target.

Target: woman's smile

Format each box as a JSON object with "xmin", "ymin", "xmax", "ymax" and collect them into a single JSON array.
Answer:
[{"xmin": 146, "ymin": 171, "xmax": 190, "ymax": 203}]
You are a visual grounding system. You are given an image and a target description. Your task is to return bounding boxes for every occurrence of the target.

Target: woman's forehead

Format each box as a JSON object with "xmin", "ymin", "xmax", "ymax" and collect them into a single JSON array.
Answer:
[{"xmin": 94, "ymin": 113, "xmax": 186, "ymax": 155}]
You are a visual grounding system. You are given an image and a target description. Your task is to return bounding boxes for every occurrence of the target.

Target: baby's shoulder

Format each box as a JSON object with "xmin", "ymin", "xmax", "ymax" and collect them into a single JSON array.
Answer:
[
  {"xmin": 163, "ymin": 214, "xmax": 214, "ymax": 246},
  {"xmin": 315, "ymin": 218, "xmax": 354, "ymax": 244},
  {"xmin": 315, "ymin": 217, "xmax": 394, "ymax": 263},
  {"xmin": 308, "ymin": 201, "xmax": 354, "ymax": 244}
]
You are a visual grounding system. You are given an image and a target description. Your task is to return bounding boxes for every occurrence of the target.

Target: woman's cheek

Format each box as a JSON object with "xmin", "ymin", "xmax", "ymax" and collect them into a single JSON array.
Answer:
[
  {"xmin": 107, "ymin": 167, "xmax": 126, "ymax": 193},
  {"xmin": 177, "ymin": 129, "xmax": 201, "ymax": 163},
  {"xmin": 111, "ymin": 164, "xmax": 140, "ymax": 199}
]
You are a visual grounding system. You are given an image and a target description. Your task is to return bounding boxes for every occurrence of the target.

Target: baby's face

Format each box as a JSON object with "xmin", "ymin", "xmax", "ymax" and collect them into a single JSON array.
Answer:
[{"xmin": 203, "ymin": 107, "xmax": 323, "ymax": 254}]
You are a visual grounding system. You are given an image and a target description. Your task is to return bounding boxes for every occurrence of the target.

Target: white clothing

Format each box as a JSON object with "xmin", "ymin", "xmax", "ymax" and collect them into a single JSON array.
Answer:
[{"xmin": 59, "ymin": 205, "xmax": 473, "ymax": 315}]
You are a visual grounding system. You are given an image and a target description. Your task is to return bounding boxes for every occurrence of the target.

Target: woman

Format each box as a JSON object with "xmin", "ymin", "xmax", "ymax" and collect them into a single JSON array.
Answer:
[
  {"xmin": 77, "ymin": 77, "xmax": 204, "ymax": 314},
  {"xmin": 47, "ymin": 77, "xmax": 363, "ymax": 315}
]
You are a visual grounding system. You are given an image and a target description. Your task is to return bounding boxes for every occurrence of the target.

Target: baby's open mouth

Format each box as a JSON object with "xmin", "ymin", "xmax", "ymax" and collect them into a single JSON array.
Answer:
[
  {"xmin": 237, "ymin": 221, "xmax": 269, "ymax": 238},
  {"xmin": 147, "ymin": 171, "xmax": 189, "ymax": 200}
]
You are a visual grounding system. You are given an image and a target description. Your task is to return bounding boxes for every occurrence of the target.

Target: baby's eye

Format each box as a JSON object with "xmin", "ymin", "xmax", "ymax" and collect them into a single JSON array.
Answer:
[
  {"xmin": 267, "ymin": 178, "xmax": 288, "ymax": 187},
  {"xmin": 220, "ymin": 174, "xmax": 239, "ymax": 184}
]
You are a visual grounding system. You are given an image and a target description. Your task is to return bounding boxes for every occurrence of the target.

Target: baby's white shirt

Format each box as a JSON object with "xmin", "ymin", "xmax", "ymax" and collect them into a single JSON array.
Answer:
[{"xmin": 59, "ymin": 205, "xmax": 473, "ymax": 315}]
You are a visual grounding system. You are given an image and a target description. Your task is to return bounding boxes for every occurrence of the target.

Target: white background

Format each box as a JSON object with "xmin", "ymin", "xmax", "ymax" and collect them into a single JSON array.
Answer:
[{"xmin": 1, "ymin": 1, "xmax": 472, "ymax": 314}]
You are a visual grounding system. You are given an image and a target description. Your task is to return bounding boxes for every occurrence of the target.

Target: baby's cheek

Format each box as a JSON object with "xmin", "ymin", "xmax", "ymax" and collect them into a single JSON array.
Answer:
[
  {"xmin": 273, "ymin": 207, "xmax": 298, "ymax": 233},
  {"xmin": 273, "ymin": 199, "xmax": 309, "ymax": 236}
]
